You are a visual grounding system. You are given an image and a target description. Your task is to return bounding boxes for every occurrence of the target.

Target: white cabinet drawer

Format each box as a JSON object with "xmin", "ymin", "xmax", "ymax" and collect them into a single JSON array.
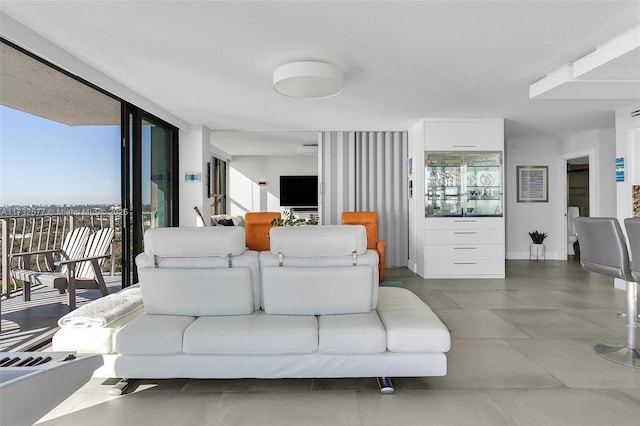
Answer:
[
  {"xmin": 425, "ymin": 228, "xmax": 504, "ymax": 245},
  {"xmin": 425, "ymin": 217, "xmax": 503, "ymax": 230},
  {"xmin": 424, "ymin": 257, "xmax": 505, "ymax": 277},
  {"xmin": 424, "ymin": 244, "xmax": 504, "ymax": 260}
]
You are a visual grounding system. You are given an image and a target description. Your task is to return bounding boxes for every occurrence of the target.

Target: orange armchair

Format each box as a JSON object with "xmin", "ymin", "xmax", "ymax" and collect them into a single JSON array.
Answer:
[
  {"xmin": 244, "ymin": 212, "xmax": 281, "ymax": 252},
  {"xmin": 341, "ymin": 211, "xmax": 386, "ymax": 281}
]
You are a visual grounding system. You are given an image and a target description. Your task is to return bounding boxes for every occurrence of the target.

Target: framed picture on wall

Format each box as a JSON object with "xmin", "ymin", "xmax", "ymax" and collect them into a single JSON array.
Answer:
[
  {"xmin": 408, "ymin": 179, "xmax": 414, "ymax": 199},
  {"xmin": 408, "ymin": 157, "xmax": 414, "ymax": 178},
  {"xmin": 517, "ymin": 165, "xmax": 548, "ymax": 202}
]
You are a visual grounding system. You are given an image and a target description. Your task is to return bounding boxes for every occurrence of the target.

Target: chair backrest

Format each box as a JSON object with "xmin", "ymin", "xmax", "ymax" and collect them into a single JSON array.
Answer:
[
  {"xmin": 245, "ymin": 212, "xmax": 281, "ymax": 251},
  {"xmin": 61, "ymin": 226, "xmax": 91, "ymax": 260},
  {"xmin": 341, "ymin": 211, "xmax": 378, "ymax": 249},
  {"xmin": 58, "ymin": 227, "xmax": 91, "ymax": 274},
  {"xmin": 573, "ymin": 217, "xmax": 632, "ymax": 281},
  {"xmin": 76, "ymin": 228, "xmax": 115, "ymax": 279},
  {"xmin": 624, "ymin": 218, "xmax": 640, "ymax": 282}
]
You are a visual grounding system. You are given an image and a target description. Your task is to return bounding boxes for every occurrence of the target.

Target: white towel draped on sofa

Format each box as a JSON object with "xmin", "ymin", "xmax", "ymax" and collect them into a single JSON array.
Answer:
[{"xmin": 58, "ymin": 285, "xmax": 143, "ymax": 328}]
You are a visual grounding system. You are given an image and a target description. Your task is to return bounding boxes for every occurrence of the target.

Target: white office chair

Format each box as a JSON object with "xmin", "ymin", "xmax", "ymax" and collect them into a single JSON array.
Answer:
[{"xmin": 574, "ymin": 217, "xmax": 639, "ymax": 368}]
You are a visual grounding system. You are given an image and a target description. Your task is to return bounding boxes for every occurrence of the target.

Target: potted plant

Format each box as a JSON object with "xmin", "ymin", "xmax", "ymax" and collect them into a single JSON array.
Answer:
[{"xmin": 528, "ymin": 230, "xmax": 548, "ymax": 260}]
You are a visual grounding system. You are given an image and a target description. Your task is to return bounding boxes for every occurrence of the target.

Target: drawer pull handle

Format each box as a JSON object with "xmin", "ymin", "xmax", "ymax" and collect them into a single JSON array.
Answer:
[
  {"xmin": 454, "ymin": 232, "xmax": 476, "ymax": 234},
  {"xmin": 454, "ymin": 262, "xmax": 477, "ymax": 265},
  {"xmin": 454, "ymin": 247, "xmax": 477, "ymax": 250}
]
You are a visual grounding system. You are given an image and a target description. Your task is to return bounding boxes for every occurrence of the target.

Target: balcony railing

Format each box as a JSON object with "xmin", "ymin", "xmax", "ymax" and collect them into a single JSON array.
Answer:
[{"xmin": 0, "ymin": 210, "xmax": 121, "ymax": 298}]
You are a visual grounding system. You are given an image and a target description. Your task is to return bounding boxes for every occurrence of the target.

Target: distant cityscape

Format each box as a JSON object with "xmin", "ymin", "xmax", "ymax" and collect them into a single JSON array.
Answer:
[{"xmin": 0, "ymin": 204, "xmax": 124, "ymax": 217}]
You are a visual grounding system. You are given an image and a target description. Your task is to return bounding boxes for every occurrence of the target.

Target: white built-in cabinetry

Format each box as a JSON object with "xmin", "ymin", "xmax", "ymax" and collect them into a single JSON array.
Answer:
[{"xmin": 409, "ymin": 118, "xmax": 505, "ymax": 279}]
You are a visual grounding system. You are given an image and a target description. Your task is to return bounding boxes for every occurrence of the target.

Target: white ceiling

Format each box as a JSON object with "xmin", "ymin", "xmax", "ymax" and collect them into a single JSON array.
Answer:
[{"xmin": 1, "ymin": 1, "xmax": 639, "ymax": 156}]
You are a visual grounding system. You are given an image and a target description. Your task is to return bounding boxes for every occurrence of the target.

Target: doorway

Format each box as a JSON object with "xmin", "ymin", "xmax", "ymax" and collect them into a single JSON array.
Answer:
[
  {"xmin": 567, "ymin": 157, "xmax": 589, "ymax": 259},
  {"xmin": 556, "ymin": 150, "xmax": 597, "ymax": 260},
  {"xmin": 567, "ymin": 157, "xmax": 590, "ymax": 217}
]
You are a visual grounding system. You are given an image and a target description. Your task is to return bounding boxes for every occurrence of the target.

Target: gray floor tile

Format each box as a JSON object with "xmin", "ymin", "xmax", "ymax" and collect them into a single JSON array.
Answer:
[
  {"xmin": 404, "ymin": 339, "xmax": 564, "ymax": 390},
  {"xmin": 507, "ymin": 338, "xmax": 640, "ymax": 389},
  {"xmin": 442, "ymin": 290, "xmax": 533, "ymax": 309},
  {"xmin": 215, "ymin": 391, "xmax": 360, "ymax": 426},
  {"xmin": 489, "ymin": 388, "xmax": 640, "ymax": 426},
  {"xmin": 357, "ymin": 390, "xmax": 515, "ymax": 426},
  {"xmin": 37, "ymin": 392, "xmax": 223, "ymax": 426},
  {"xmin": 508, "ymin": 289, "xmax": 628, "ymax": 310},
  {"xmin": 617, "ymin": 388, "xmax": 640, "ymax": 404},
  {"xmin": 434, "ymin": 309, "xmax": 529, "ymax": 338},
  {"xmin": 492, "ymin": 309, "xmax": 616, "ymax": 339},
  {"xmin": 403, "ymin": 287, "xmax": 460, "ymax": 308},
  {"xmin": 565, "ymin": 308, "xmax": 629, "ymax": 339}
]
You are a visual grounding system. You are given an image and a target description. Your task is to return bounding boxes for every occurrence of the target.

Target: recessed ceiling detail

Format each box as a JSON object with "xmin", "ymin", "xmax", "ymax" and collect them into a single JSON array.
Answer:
[
  {"xmin": 273, "ymin": 61, "xmax": 343, "ymax": 99},
  {"xmin": 530, "ymin": 25, "xmax": 640, "ymax": 100}
]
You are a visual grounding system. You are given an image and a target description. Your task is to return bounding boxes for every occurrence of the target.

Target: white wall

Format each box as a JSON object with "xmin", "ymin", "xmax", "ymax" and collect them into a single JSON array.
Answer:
[
  {"xmin": 179, "ymin": 126, "xmax": 210, "ymax": 226},
  {"xmin": 615, "ymin": 103, "xmax": 640, "ymax": 223},
  {"xmin": 505, "ymin": 138, "xmax": 560, "ymax": 259},
  {"xmin": 228, "ymin": 156, "xmax": 318, "ymax": 215},
  {"xmin": 506, "ymin": 128, "xmax": 616, "ymax": 260},
  {"xmin": 614, "ymin": 103, "xmax": 640, "ymax": 290}
]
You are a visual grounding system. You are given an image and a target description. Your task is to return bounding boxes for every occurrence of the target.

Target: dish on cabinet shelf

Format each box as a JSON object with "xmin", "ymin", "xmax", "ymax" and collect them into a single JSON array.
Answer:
[{"xmin": 479, "ymin": 173, "xmax": 494, "ymax": 186}]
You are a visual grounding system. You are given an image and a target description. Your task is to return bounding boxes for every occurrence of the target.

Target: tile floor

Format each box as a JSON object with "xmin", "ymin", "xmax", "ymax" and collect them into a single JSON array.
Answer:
[{"xmin": 33, "ymin": 260, "xmax": 640, "ymax": 425}]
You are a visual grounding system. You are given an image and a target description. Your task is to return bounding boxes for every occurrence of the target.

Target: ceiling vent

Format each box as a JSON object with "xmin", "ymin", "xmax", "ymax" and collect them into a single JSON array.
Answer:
[{"xmin": 296, "ymin": 144, "xmax": 318, "ymax": 155}]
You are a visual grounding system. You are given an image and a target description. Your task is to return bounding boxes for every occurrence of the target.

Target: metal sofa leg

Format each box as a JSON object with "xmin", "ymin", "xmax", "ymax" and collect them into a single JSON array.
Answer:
[
  {"xmin": 377, "ymin": 377, "xmax": 395, "ymax": 394},
  {"xmin": 109, "ymin": 378, "xmax": 132, "ymax": 396}
]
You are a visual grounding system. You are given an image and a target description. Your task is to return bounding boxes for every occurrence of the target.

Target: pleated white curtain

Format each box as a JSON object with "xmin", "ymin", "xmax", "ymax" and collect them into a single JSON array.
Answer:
[{"xmin": 318, "ymin": 131, "xmax": 408, "ymax": 267}]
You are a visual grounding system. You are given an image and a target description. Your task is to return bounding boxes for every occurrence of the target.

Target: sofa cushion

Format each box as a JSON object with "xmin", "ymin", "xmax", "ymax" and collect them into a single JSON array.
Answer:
[
  {"xmin": 138, "ymin": 267, "xmax": 254, "ymax": 316},
  {"xmin": 376, "ymin": 287, "xmax": 451, "ymax": 353},
  {"xmin": 261, "ymin": 266, "xmax": 374, "ymax": 315},
  {"xmin": 183, "ymin": 312, "xmax": 318, "ymax": 355},
  {"xmin": 319, "ymin": 311, "xmax": 386, "ymax": 354},
  {"xmin": 116, "ymin": 314, "xmax": 195, "ymax": 355},
  {"xmin": 269, "ymin": 225, "xmax": 368, "ymax": 257}
]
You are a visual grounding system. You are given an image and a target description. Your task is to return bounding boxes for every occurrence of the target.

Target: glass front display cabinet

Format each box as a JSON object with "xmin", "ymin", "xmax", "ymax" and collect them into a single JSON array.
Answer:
[{"xmin": 425, "ymin": 151, "xmax": 503, "ymax": 217}]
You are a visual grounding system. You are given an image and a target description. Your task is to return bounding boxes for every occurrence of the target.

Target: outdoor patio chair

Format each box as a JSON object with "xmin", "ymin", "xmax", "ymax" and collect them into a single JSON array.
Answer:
[
  {"xmin": 11, "ymin": 227, "xmax": 114, "ymax": 310},
  {"xmin": 10, "ymin": 226, "xmax": 91, "ymax": 301}
]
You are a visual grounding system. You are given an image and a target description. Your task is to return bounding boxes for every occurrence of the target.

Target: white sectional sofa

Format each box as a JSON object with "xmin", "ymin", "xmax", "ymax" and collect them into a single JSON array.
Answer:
[{"xmin": 53, "ymin": 225, "xmax": 450, "ymax": 394}]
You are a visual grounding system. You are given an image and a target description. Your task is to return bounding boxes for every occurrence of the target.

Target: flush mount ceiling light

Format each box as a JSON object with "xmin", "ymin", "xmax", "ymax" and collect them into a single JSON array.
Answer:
[{"xmin": 273, "ymin": 61, "xmax": 343, "ymax": 99}]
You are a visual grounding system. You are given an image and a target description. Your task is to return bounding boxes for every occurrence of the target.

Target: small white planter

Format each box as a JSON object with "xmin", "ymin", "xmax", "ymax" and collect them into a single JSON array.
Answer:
[{"xmin": 530, "ymin": 243, "xmax": 545, "ymax": 261}]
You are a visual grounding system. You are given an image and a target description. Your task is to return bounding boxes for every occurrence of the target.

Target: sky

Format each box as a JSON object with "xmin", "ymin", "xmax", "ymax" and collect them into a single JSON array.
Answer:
[{"xmin": 0, "ymin": 105, "xmax": 121, "ymax": 206}]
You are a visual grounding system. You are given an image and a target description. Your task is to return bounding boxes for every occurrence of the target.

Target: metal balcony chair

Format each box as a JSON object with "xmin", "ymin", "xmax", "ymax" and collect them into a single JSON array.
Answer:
[{"xmin": 574, "ymin": 217, "xmax": 639, "ymax": 368}]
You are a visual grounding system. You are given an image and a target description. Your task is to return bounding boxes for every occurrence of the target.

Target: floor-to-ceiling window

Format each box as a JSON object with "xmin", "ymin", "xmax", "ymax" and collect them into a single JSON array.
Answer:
[
  {"xmin": 122, "ymin": 108, "xmax": 178, "ymax": 286},
  {"xmin": 0, "ymin": 39, "xmax": 179, "ymax": 289}
]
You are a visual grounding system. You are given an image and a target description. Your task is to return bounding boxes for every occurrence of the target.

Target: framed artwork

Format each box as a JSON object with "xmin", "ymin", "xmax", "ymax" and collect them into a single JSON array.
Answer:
[
  {"xmin": 633, "ymin": 185, "xmax": 640, "ymax": 217},
  {"xmin": 408, "ymin": 179, "xmax": 414, "ymax": 199},
  {"xmin": 517, "ymin": 165, "xmax": 548, "ymax": 202},
  {"xmin": 408, "ymin": 157, "xmax": 414, "ymax": 178}
]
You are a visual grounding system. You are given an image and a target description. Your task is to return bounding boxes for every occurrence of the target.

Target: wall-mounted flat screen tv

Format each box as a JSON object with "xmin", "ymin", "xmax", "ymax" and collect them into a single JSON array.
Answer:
[{"xmin": 280, "ymin": 175, "xmax": 318, "ymax": 209}]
